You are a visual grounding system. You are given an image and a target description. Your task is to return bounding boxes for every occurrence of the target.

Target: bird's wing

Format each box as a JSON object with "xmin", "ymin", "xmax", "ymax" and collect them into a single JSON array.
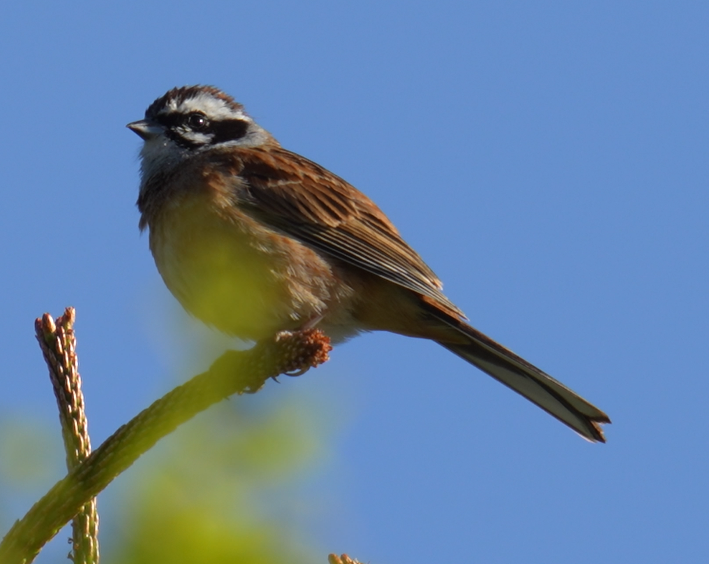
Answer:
[
  {"xmin": 227, "ymin": 146, "xmax": 611, "ymax": 442},
  {"xmin": 229, "ymin": 145, "xmax": 464, "ymax": 317}
]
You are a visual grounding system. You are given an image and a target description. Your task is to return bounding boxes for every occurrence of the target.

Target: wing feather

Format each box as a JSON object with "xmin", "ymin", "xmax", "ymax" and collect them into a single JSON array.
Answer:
[{"xmin": 228, "ymin": 146, "xmax": 464, "ymax": 317}]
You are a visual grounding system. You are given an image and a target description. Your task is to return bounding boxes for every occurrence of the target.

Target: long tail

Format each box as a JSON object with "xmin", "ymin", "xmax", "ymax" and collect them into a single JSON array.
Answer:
[{"xmin": 427, "ymin": 308, "xmax": 610, "ymax": 442}]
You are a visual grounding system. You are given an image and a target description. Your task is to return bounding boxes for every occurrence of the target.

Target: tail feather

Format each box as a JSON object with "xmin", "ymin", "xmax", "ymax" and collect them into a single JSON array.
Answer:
[{"xmin": 433, "ymin": 314, "xmax": 610, "ymax": 442}]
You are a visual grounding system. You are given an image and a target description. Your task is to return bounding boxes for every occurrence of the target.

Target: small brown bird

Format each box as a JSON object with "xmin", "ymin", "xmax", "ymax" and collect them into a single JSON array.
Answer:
[{"xmin": 128, "ymin": 85, "xmax": 610, "ymax": 442}]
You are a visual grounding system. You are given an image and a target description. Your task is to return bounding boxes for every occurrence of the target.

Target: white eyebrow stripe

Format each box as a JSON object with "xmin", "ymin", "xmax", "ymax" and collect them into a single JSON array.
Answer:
[{"xmin": 173, "ymin": 93, "xmax": 252, "ymax": 122}]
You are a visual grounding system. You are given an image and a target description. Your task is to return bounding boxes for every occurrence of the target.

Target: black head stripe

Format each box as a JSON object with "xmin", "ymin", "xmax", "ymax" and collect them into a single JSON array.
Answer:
[
  {"xmin": 154, "ymin": 112, "xmax": 182, "ymax": 129},
  {"xmin": 211, "ymin": 119, "xmax": 250, "ymax": 144},
  {"xmin": 144, "ymin": 86, "xmax": 251, "ymax": 149}
]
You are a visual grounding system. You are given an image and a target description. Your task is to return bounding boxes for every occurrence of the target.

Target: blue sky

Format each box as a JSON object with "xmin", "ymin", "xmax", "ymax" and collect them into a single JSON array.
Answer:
[{"xmin": 1, "ymin": 1, "xmax": 708, "ymax": 562}]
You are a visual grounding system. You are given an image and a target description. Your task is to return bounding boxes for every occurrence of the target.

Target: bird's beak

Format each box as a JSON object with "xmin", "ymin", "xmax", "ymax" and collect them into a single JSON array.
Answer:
[{"xmin": 127, "ymin": 119, "xmax": 162, "ymax": 141}]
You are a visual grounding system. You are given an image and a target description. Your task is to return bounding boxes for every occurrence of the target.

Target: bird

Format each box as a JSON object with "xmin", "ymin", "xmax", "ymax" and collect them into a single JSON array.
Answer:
[{"xmin": 127, "ymin": 85, "xmax": 610, "ymax": 442}]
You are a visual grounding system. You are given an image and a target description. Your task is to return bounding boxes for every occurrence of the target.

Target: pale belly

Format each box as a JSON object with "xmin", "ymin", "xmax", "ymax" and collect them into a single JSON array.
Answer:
[{"xmin": 148, "ymin": 197, "xmax": 359, "ymax": 342}]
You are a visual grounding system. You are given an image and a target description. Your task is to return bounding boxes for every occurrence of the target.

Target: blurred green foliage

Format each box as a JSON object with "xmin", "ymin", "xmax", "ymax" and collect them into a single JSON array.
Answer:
[
  {"xmin": 0, "ymin": 415, "xmax": 64, "ymax": 489},
  {"xmin": 0, "ymin": 413, "xmax": 66, "ymax": 538},
  {"xmin": 0, "ymin": 393, "xmax": 332, "ymax": 564},
  {"xmin": 105, "ymin": 397, "xmax": 328, "ymax": 564}
]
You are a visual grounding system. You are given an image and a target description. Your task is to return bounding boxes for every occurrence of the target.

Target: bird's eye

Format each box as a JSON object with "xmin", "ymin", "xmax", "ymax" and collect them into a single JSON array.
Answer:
[{"xmin": 186, "ymin": 113, "xmax": 208, "ymax": 130}]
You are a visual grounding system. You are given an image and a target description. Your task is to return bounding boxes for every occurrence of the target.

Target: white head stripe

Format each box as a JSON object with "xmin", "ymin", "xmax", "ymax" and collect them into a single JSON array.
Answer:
[{"xmin": 165, "ymin": 92, "xmax": 252, "ymax": 122}]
